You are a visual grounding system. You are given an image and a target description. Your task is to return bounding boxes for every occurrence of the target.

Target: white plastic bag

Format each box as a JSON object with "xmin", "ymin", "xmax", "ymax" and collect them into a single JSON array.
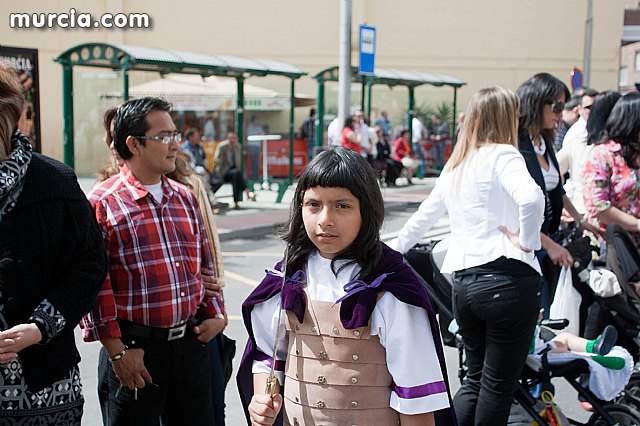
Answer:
[
  {"xmin": 549, "ymin": 266, "xmax": 582, "ymax": 336},
  {"xmin": 588, "ymin": 268, "xmax": 622, "ymax": 298}
]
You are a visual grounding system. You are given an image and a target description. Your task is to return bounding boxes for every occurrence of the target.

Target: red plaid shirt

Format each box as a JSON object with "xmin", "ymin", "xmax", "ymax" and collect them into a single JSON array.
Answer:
[{"xmin": 82, "ymin": 164, "xmax": 224, "ymax": 341}]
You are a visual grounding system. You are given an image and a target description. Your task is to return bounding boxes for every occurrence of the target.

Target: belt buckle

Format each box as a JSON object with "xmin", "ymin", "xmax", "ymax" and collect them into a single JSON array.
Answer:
[{"xmin": 167, "ymin": 323, "xmax": 187, "ymax": 341}]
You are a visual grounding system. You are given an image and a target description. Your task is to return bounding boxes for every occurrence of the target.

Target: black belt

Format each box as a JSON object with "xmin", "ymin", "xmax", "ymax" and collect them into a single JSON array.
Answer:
[
  {"xmin": 458, "ymin": 273, "xmax": 513, "ymax": 284},
  {"xmin": 118, "ymin": 319, "xmax": 194, "ymax": 341}
]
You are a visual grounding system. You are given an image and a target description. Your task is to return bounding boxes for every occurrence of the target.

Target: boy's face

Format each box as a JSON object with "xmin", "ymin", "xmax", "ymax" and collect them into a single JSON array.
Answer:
[{"xmin": 302, "ymin": 186, "xmax": 362, "ymax": 260}]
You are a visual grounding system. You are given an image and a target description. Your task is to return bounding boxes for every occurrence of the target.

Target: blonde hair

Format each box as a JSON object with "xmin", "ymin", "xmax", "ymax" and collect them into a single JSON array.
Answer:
[
  {"xmin": 0, "ymin": 62, "xmax": 26, "ymax": 159},
  {"xmin": 446, "ymin": 86, "xmax": 519, "ymax": 171}
]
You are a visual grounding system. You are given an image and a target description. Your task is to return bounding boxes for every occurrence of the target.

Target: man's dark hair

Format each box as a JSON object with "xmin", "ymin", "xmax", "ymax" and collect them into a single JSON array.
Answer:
[
  {"xmin": 400, "ymin": 129, "xmax": 410, "ymax": 138},
  {"xmin": 310, "ymin": 108, "xmax": 316, "ymax": 117},
  {"xmin": 184, "ymin": 127, "xmax": 199, "ymax": 141},
  {"xmin": 113, "ymin": 97, "xmax": 171, "ymax": 160}
]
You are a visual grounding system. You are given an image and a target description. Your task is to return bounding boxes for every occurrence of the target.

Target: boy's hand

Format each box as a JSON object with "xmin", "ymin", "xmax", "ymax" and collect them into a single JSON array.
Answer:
[{"xmin": 248, "ymin": 393, "xmax": 283, "ymax": 426}]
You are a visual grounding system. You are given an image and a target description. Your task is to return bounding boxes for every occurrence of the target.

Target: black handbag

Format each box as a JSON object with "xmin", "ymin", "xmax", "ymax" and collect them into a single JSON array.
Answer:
[{"xmin": 216, "ymin": 333, "xmax": 236, "ymax": 387}]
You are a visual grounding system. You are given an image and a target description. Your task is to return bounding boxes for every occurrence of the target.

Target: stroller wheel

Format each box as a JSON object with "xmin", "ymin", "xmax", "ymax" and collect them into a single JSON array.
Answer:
[{"xmin": 587, "ymin": 403, "xmax": 640, "ymax": 425}]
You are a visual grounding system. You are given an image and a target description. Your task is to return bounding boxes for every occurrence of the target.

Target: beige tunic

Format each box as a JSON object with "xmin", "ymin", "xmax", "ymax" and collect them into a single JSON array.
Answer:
[{"xmin": 283, "ymin": 290, "xmax": 400, "ymax": 426}]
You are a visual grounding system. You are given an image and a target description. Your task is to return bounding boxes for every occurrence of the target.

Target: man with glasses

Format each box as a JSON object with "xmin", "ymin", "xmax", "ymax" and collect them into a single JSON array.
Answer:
[
  {"xmin": 82, "ymin": 97, "xmax": 225, "ymax": 425},
  {"xmin": 561, "ymin": 88, "xmax": 598, "ymax": 151}
]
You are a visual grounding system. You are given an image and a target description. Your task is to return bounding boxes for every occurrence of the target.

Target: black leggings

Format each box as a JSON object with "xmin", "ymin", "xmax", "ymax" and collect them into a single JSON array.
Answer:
[{"xmin": 452, "ymin": 264, "xmax": 541, "ymax": 426}]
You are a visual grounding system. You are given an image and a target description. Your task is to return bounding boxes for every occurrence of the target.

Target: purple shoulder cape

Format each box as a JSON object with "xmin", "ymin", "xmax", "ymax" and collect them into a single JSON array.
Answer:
[{"xmin": 236, "ymin": 243, "xmax": 458, "ymax": 426}]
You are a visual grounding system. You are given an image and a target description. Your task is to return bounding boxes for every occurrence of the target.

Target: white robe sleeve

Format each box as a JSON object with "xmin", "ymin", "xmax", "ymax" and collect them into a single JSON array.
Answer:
[
  {"xmin": 250, "ymin": 295, "xmax": 289, "ymax": 386},
  {"xmin": 371, "ymin": 292, "xmax": 451, "ymax": 415}
]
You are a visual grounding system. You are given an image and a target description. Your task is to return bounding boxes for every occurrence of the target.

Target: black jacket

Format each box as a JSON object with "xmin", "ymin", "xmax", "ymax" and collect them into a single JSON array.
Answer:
[
  {"xmin": 518, "ymin": 134, "xmax": 564, "ymax": 236},
  {"xmin": 0, "ymin": 154, "xmax": 107, "ymax": 391}
]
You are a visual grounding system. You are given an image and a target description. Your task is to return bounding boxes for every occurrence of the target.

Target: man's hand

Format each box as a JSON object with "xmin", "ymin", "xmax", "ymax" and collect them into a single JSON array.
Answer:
[
  {"xmin": 201, "ymin": 269, "xmax": 223, "ymax": 298},
  {"xmin": 193, "ymin": 317, "xmax": 226, "ymax": 343},
  {"xmin": 0, "ymin": 323, "xmax": 42, "ymax": 363},
  {"xmin": 248, "ymin": 394, "xmax": 283, "ymax": 426},
  {"xmin": 111, "ymin": 348, "xmax": 153, "ymax": 390}
]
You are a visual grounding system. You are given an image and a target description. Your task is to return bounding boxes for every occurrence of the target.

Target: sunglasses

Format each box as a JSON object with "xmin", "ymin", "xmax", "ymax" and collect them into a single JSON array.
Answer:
[{"xmin": 548, "ymin": 100, "xmax": 565, "ymax": 114}]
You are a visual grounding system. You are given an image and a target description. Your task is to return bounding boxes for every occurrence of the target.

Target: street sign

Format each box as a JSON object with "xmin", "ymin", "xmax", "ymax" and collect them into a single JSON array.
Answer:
[
  {"xmin": 359, "ymin": 24, "xmax": 376, "ymax": 75},
  {"xmin": 571, "ymin": 67, "xmax": 583, "ymax": 91}
]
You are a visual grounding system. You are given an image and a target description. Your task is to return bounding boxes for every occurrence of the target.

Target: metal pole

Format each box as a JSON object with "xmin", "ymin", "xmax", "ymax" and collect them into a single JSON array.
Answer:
[
  {"xmin": 122, "ymin": 58, "xmax": 130, "ymax": 102},
  {"xmin": 360, "ymin": 79, "xmax": 365, "ymax": 112},
  {"xmin": 338, "ymin": 0, "xmax": 352, "ymax": 125},
  {"xmin": 452, "ymin": 87, "xmax": 458, "ymax": 146},
  {"xmin": 366, "ymin": 78, "xmax": 373, "ymax": 119},
  {"xmin": 236, "ymin": 76, "xmax": 245, "ymax": 177},
  {"xmin": 407, "ymin": 86, "xmax": 415, "ymax": 135},
  {"xmin": 315, "ymin": 81, "xmax": 325, "ymax": 150},
  {"xmin": 62, "ymin": 64, "xmax": 74, "ymax": 168},
  {"xmin": 583, "ymin": 0, "xmax": 593, "ymax": 88},
  {"xmin": 289, "ymin": 79, "xmax": 295, "ymax": 184}
]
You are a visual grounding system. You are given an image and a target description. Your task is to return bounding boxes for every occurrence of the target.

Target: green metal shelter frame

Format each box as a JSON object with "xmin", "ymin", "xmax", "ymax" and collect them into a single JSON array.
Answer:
[
  {"xmin": 313, "ymin": 66, "xmax": 466, "ymax": 148},
  {"xmin": 55, "ymin": 42, "xmax": 306, "ymax": 200}
]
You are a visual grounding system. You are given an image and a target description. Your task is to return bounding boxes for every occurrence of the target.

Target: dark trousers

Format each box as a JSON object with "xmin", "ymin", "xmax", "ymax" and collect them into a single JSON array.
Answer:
[
  {"xmin": 452, "ymin": 268, "xmax": 541, "ymax": 426},
  {"xmin": 106, "ymin": 331, "xmax": 214, "ymax": 426},
  {"xmin": 223, "ymin": 168, "xmax": 247, "ymax": 203},
  {"xmin": 208, "ymin": 337, "xmax": 226, "ymax": 425}
]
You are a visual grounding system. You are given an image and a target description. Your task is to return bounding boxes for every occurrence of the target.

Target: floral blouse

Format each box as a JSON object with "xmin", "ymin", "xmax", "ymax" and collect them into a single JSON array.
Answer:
[{"xmin": 583, "ymin": 140, "xmax": 640, "ymax": 244}]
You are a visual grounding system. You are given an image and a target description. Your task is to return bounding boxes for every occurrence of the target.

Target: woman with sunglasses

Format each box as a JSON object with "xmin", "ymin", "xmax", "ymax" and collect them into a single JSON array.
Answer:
[{"xmin": 516, "ymin": 73, "xmax": 586, "ymax": 316}]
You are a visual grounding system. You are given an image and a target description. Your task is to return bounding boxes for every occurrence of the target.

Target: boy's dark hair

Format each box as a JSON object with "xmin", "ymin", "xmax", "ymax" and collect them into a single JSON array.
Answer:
[
  {"xmin": 516, "ymin": 73, "xmax": 570, "ymax": 149},
  {"xmin": 113, "ymin": 97, "xmax": 171, "ymax": 160},
  {"xmin": 281, "ymin": 147, "xmax": 384, "ymax": 278},
  {"xmin": 602, "ymin": 92, "xmax": 640, "ymax": 168},
  {"xmin": 184, "ymin": 127, "xmax": 199, "ymax": 141}
]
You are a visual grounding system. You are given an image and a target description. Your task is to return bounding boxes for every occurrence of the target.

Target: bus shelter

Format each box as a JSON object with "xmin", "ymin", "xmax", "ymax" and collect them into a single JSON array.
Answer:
[
  {"xmin": 55, "ymin": 42, "xmax": 306, "ymax": 200},
  {"xmin": 313, "ymin": 66, "xmax": 466, "ymax": 147}
]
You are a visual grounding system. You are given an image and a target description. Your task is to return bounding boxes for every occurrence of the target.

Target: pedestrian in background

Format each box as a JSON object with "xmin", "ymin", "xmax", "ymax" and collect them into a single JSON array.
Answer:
[
  {"xmin": 391, "ymin": 86, "xmax": 545, "ymax": 425},
  {"xmin": 214, "ymin": 131, "xmax": 256, "ymax": 210},
  {"xmin": 428, "ymin": 114, "xmax": 450, "ymax": 171},
  {"xmin": 393, "ymin": 129, "xmax": 417, "ymax": 184},
  {"xmin": 300, "ymin": 108, "xmax": 317, "ymax": 161},
  {"xmin": 239, "ymin": 147, "xmax": 456, "ymax": 426},
  {"xmin": 0, "ymin": 61, "xmax": 107, "ymax": 425},
  {"xmin": 83, "ymin": 97, "xmax": 225, "ymax": 425},
  {"xmin": 341, "ymin": 115, "xmax": 361, "ymax": 153},
  {"xmin": 516, "ymin": 73, "xmax": 592, "ymax": 316}
]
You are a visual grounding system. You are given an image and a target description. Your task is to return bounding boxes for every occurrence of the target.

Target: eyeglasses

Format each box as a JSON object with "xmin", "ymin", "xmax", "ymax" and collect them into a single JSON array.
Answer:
[
  {"xmin": 548, "ymin": 100, "xmax": 565, "ymax": 114},
  {"xmin": 135, "ymin": 133, "xmax": 182, "ymax": 145}
]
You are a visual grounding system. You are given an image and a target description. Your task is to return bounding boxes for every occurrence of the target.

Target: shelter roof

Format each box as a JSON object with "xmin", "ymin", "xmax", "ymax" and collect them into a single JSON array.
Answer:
[
  {"xmin": 55, "ymin": 42, "xmax": 306, "ymax": 79},
  {"xmin": 313, "ymin": 66, "xmax": 465, "ymax": 88}
]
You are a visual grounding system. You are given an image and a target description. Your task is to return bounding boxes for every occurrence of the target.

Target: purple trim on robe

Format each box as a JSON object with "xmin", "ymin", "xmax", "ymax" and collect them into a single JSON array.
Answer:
[
  {"xmin": 392, "ymin": 380, "xmax": 447, "ymax": 399},
  {"xmin": 254, "ymin": 350, "xmax": 285, "ymax": 372},
  {"xmin": 237, "ymin": 243, "xmax": 458, "ymax": 426}
]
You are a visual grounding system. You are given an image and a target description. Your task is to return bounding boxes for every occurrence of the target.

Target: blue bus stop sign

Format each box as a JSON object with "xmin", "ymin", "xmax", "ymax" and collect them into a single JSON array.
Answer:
[
  {"xmin": 571, "ymin": 67, "xmax": 583, "ymax": 91},
  {"xmin": 359, "ymin": 24, "xmax": 376, "ymax": 75}
]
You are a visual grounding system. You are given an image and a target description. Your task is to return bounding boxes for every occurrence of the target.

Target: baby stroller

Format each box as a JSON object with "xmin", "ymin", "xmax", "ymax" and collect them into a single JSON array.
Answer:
[{"xmin": 404, "ymin": 239, "xmax": 640, "ymax": 425}]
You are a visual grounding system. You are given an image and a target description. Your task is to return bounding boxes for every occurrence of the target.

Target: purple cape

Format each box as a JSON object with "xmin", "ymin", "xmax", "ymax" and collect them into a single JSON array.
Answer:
[{"xmin": 236, "ymin": 243, "xmax": 458, "ymax": 425}]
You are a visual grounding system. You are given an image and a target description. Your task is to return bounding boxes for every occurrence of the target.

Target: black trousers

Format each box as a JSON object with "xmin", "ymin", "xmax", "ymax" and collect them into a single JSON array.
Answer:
[
  {"xmin": 223, "ymin": 168, "xmax": 247, "ymax": 202},
  {"xmin": 106, "ymin": 330, "xmax": 214, "ymax": 426},
  {"xmin": 452, "ymin": 267, "xmax": 541, "ymax": 426}
]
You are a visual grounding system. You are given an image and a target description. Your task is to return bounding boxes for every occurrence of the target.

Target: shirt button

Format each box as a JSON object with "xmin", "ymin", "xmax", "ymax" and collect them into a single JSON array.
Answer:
[
  {"xmin": 332, "ymin": 327, "xmax": 340, "ymax": 335},
  {"xmin": 316, "ymin": 400, "xmax": 326, "ymax": 409},
  {"xmin": 351, "ymin": 377, "xmax": 358, "ymax": 384},
  {"xmin": 175, "ymin": 262, "xmax": 180, "ymax": 267},
  {"xmin": 354, "ymin": 330, "xmax": 361, "ymax": 337},
  {"xmin": 351, "ymin": 401, "xmax": 358, "ymax": 408},
  {"xmin": 318, "ymin": 351, "xmax": 327, "ymax": 360},
  {"xmin": 311, "ymin": 326, "xmax": 317, "ymax": 333},
  {"xmin": 295, "ymin": 324, "xmax": 300, "ymax": 331},
  {"xmin": 352, "ymin": 354, "xmax": 359, "ymax": 361},
  {"xmin": 180, "ymin": 292, "xmax": 185, "ymax": 297}
]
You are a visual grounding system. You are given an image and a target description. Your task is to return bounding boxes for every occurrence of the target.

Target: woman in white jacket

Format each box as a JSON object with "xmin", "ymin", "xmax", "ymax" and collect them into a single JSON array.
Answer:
[{"xmin": 392, "ymin": 87, "xmax": 545, "ymax": 426}]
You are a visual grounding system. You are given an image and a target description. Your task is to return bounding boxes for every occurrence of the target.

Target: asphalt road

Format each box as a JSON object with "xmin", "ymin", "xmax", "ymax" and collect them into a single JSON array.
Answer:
[{"xmin": 76, "ymin": 207, "xmax": 592, "ymax": 425}]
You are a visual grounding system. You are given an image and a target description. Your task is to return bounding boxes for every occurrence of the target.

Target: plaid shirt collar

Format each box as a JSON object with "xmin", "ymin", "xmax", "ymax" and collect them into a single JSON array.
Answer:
[{"xmin": 119, "ymin": 162, "xmax": 176, "ymax": 203}]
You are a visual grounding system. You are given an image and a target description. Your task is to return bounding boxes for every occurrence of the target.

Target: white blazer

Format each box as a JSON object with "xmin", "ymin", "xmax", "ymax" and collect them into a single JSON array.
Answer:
[{"xmin": 393, "ymin": 144, "xmax": 545, "ymax": 274}]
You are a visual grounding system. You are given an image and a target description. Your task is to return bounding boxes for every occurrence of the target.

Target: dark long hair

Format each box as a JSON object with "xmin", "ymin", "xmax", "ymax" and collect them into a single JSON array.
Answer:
[
  {"xmin": 601, "ymin": 92, "xmax": 640, "ymax": 168},
  {"xmin": 586, "ymin": 91, "xmax": 621, "ymax": 145},
  {"xmin": 281, "ymin": 147, "xmax": 384, "ymax": 278},
  {"xmin": 516, "ymin": 73, "xmax": 570, "ymax": 150}
]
